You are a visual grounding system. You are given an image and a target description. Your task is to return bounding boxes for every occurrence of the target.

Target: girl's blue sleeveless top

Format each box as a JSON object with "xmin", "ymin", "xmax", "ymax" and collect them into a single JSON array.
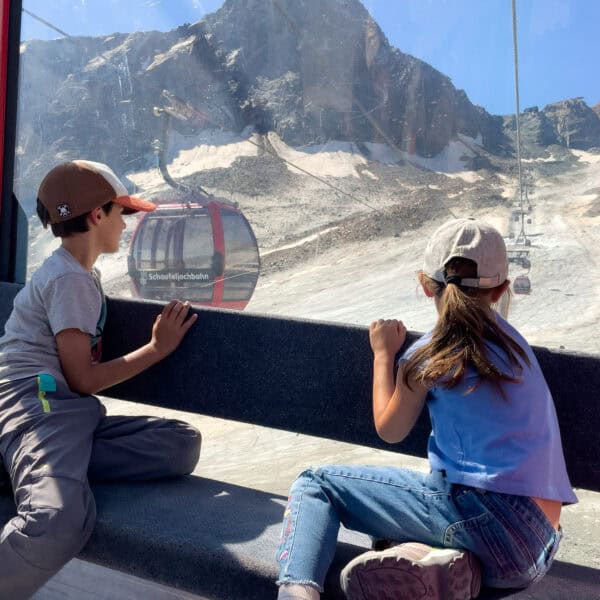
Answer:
[{"xmin": 399, "ymin": 313, "xmax": 578, "ymax": 504}]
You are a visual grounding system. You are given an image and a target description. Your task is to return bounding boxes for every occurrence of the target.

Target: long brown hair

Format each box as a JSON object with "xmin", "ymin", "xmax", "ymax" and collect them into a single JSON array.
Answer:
[{"xmin": 403, "ymin": 257, "xmax": 531, "ymax": 392}]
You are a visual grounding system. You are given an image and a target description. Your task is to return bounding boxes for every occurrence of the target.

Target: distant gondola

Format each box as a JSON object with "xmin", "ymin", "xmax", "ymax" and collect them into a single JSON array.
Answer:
[
  {"xmin": 513, "ymin": 274, "xmax": 531, "ymax": 295},
  {"xmin": 127, "ymin": 90, "xmax": 260, "ymax": 309}
]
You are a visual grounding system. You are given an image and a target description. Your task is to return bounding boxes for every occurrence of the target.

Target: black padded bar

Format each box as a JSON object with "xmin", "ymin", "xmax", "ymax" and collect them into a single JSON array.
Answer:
[
  {"xmin": 102, "ymin": 296, "xmax": 431, "ymax": 458},
  {"xmin": 102, "ymin": 296, "xmax": 600, "ymax": 492}
]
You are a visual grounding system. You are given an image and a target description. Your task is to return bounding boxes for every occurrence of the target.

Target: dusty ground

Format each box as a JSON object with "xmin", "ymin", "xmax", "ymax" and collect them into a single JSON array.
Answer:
[{"xmin": 26, "ymin": 132, "xmax": 600, "ymax": 355}]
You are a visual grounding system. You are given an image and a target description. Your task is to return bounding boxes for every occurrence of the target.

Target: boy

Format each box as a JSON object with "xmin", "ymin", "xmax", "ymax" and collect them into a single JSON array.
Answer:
[{"xmin": 0, "ymin": 160, "xmax": 201, "ymax": 599}]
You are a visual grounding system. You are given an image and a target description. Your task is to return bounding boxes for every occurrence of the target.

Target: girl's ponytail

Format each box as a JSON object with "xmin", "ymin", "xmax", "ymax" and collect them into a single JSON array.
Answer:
[{"xmin": 403, "ymin": 257, "xmax": 530, "ymax": 393}]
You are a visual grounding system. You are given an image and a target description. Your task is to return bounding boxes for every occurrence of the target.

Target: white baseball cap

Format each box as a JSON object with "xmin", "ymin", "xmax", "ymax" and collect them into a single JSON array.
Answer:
[{"xmin": 423, "ymin": 217, "xmax": 508, "ymax": 288}]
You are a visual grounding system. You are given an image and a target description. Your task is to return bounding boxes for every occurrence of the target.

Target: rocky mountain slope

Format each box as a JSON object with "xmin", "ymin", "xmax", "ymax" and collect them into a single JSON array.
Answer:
[{"xmin": 14, "ymin": 0, "xmax": 600, "ymax": 219}]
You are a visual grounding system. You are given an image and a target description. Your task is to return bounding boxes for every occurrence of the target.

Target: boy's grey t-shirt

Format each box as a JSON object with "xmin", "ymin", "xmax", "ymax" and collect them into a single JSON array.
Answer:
[{"xmin": 0, "ymin": 246, "xmax": 105, "ymax": 386}]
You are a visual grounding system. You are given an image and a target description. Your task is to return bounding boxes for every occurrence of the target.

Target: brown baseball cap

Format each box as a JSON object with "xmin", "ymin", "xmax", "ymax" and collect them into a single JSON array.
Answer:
[{"xmin": 38, "ymin": 160, "xmax": 156, "ymax": 224}]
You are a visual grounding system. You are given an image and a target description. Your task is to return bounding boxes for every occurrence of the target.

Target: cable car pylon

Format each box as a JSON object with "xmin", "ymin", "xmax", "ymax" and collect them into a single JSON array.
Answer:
[{"xmin": 510, "ymin": 0, "xmax": 532, "ymax": 295}]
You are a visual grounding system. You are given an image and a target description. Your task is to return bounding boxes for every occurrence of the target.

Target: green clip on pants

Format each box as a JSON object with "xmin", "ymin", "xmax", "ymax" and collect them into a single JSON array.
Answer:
[{"xmin": 0, "ymin": 376, "xmax": 201, "ymax": 599}]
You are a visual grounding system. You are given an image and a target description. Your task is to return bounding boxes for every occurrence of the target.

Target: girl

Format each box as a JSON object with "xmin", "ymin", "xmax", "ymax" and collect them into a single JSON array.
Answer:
[{"xmin": 275, "ymin": 217, "xmax": 576, "ymax": 600}]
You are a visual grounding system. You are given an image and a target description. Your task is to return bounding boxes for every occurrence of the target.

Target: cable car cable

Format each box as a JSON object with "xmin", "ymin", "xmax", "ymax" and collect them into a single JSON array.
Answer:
[
  {"xmin": 22, "ymin": 6, "xmax": 396, "ymax": 215},
  {"xmin": 22, "ymin": 8, "xmax": 70, "ymax": 38},
  {"xmin": 22, "ymin": 7, "xmax": 127, "ymax": 74},
  {"xmin": 155, "ymin": 88, "xmax": 381, "ymax": 212},
  {"xmin": 153, "ymin": 86, "xmax": 381, "ymax": 213},
  {"xmin": 241, "ymin": 135, "xmax": 380, "ymax": 211}
]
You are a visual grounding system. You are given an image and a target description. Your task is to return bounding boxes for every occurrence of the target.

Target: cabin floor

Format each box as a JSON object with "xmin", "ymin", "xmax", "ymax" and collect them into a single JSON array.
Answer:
[{"xmin": 31, "ymin": 398, "xmax": 599, "ymax": 599}]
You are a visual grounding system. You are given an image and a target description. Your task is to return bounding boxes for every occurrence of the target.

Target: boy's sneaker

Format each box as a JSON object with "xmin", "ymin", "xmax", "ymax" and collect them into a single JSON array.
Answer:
[{"xmin": 340, "ymin": 542, "xmax": 481, "ymax": 600}]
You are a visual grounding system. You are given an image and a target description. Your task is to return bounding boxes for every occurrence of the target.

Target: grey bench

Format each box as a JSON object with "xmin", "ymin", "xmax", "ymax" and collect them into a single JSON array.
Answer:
[{"xmin": 0, "ymin": 281, "xmax": 599, "ymax": 599}]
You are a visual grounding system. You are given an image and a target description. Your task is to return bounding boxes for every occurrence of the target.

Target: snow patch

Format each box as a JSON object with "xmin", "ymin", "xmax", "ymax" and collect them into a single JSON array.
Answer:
[
  {"xmin": 444, "ymin": 171, "xmax": 483, "ymax": 183},
  {"xmin": 571, "ymin": 149, "xmax": 600, "ymax": 165},
  {"xmin": 262, "ymin": 227, "xmax": 339, "ymax": 256},
  {"xmin": 267, "ymin": 134, "xmax": 367, "ymax": 178},
  {"xmin": 403, "ymin": 138, "xmax": 482, "ymax": 180},
  {"xmin": 522, "ymin": 154, "xmax": 557, "ymax": 163},
  {"xmin": 147, "ymin": 36, "xmax": 197, "ymax": 70},
  {"xmin": 124, "ymin": 131, "xmax": 485, "ymax": 191},
  {"xmin": 362, "ymin": 169, "xmax": 378, "ymax": 180},
  {"xmin": 127, "ymin": 127, "xmax": 258, "ymax": 191}
]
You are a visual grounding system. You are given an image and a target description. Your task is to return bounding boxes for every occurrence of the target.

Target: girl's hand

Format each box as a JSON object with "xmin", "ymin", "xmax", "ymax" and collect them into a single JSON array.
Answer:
[
  {"xmin": 151, "ymin": 300, "xmax": 198, "ymax": 358},
  {"xmin": 369, "ymin": 319, "xmax": 406, "ymax": 358}
]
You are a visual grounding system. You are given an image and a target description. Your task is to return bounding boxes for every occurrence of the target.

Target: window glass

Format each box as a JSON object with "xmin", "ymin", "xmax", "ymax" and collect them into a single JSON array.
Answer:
[
  {"xmin": 183, "ymin": 212, "xmax": 215, "ymax": 270},
  {"xmin": 222, "ymin": 210, "xmax": 260, "ymax": 302},
  {"xmin": 128, "ymin": 209, "xmax": 215, "ymax": 302},
  {"xmin": 14, "ymin": 0, "xmax": 600, "ymax": 353}
]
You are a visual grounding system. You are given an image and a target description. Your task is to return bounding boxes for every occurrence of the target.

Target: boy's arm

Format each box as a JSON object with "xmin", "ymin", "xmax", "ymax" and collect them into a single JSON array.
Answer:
[
  {"xmin": 370, "ymin": 319, "xmax": 428, "ymax": 444},
  {"xmin": 56, "ymin": 300, "xmax": 197, "ymax": 395}
]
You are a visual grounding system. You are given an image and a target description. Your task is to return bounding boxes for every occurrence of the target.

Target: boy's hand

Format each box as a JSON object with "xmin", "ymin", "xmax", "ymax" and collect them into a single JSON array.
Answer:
[
  {"xmin": 151, "ymin": 300, "xmax": 198, "ymax": 358},
  {"xmin": 369, "ymin": 319, "xmax": 406, "ymax": 358}
]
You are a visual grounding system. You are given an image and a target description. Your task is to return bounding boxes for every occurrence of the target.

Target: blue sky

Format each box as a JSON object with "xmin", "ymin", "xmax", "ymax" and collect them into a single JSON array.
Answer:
[{"xmin": 20, "ymin": 0, "xmax": 600, "ymax": 116}]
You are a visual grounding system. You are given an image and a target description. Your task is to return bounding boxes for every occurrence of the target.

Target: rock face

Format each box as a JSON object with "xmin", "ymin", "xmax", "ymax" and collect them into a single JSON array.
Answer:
[
  {"xmin": 195, "ymin": 0, "xmax": 506, "ymax": 154},
  {"xmin": 542, "ymin": 98, "xmax": 600, "ymax": 150},
  {"xmin": 15, "ymin": 0, "xmax": 505, "ymax": 201},
  {"xmin": 17, "ymin": 29, "xmax": 185, "ymax": 200},
  {"xmin": 517, "ymin": 106, "xmax": 558, "ymax": 147},
  {"xmin": 13, "ymin": 0, "xmax": 600, "ymax": 205},
  {"xmin": 502, "ymin": 98, "xmax": 600, "ymax": 157}
]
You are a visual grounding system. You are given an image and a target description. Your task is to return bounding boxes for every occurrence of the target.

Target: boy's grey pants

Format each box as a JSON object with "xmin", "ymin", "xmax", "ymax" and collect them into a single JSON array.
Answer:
[{"xmin": 0, "ymin": 377, "xmax": 201, "ymax": 599}]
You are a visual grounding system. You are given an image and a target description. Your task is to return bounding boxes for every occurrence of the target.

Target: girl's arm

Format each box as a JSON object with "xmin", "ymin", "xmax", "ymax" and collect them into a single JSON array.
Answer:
[
  {"xmin": 370, "ymin": 319, "xmax": 428, "ymax": 444},
  {"xmin": 56, "ymin": 300, "xmax": 197, "ymax": 395}
]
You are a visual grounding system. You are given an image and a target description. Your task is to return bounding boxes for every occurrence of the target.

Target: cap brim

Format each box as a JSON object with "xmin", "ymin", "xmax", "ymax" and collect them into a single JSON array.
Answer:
[{"xmin": 114, "ymin": 195, "xmax": 156, "ymax": 214}]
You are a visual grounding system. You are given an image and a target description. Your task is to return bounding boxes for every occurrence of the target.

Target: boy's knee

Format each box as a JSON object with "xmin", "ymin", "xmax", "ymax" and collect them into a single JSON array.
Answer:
[
  {"xmin": 11, "ymin": 477, "xmax": 96, "ymax": 570},
  {"xmin": 178, "ymin": 430, "xmax": 201, "ymax": 475},
  {"xmin": 166, "ymin": 421, "xmax": 201, "ymax": 475}
]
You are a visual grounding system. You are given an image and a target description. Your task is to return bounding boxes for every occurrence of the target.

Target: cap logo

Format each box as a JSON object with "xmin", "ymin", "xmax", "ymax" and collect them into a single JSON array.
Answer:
[{"xmin": 57, "ymin": 203, "xmax": 72, "ymax": 218}]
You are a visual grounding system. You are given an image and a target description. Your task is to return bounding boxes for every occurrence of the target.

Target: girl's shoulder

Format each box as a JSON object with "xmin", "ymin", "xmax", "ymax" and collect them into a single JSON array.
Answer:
[
  {"xmin": 398, "ymin": 330, "xmax": 433, "ymax": 365},
  {"xmin": 489, "ymin": 312, "xmax": 539, "ymax": 372},
  {"xmin": 494, "ymin": 312, "xmax": 533, "ymax": 351}
]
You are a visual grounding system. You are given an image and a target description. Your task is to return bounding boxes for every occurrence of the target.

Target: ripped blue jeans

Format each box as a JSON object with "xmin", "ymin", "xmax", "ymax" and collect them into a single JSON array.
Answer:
[{"xmin": 276, "ymin": 466, "xmax": 561, "ymax": 592}]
